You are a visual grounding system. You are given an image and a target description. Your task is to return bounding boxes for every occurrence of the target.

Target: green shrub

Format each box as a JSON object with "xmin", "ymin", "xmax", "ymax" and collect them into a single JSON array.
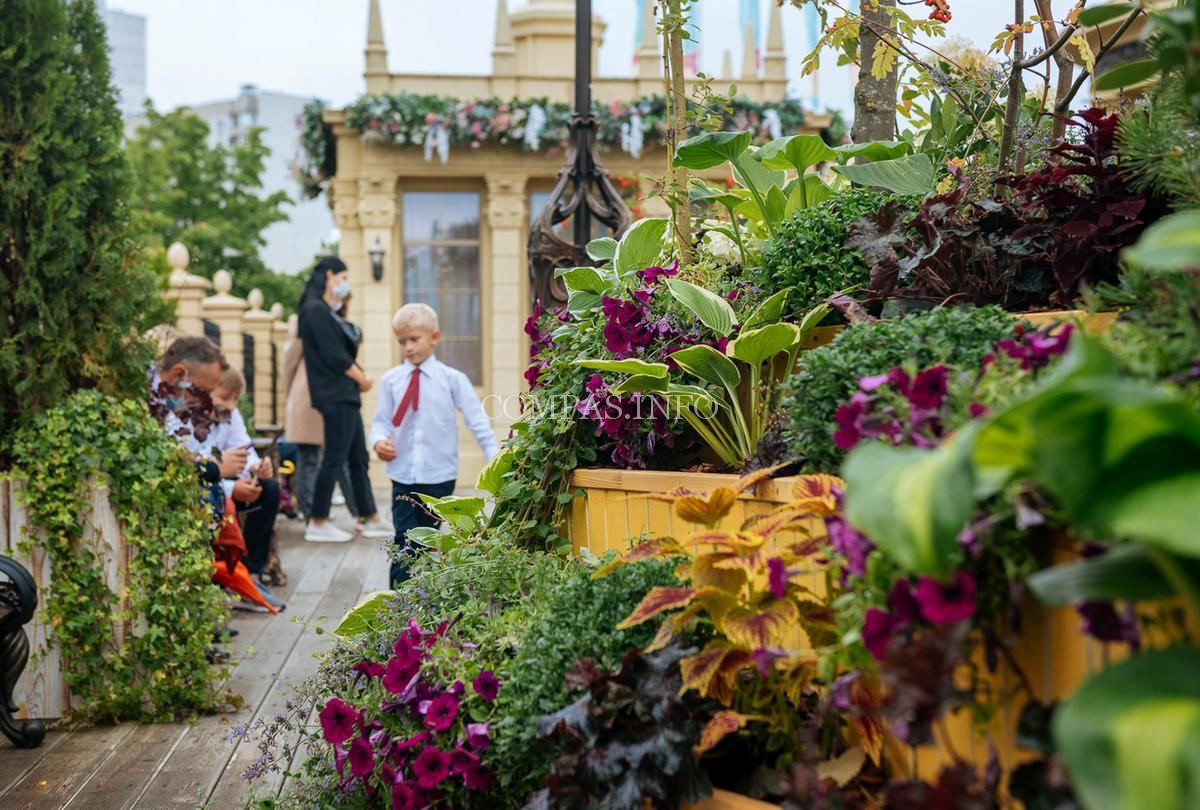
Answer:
[
  {"xmin": 491, "ymin": 556, "xmax": 682, "ymax": 803},
  {"xmin": 10, "ymin": 392, "xmax": 226, "ymax": 721},
  {"xmin": 754, "ymin": 189, "xmax": 909, "ymax": 311},
  {"xmin": 783, "ymin": 306, "xmax": 1014, "ymax": 471}
]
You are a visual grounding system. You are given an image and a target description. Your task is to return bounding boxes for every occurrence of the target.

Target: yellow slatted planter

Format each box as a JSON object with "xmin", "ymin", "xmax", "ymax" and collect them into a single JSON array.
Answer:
[{"xmin": 683, "ymin": 788, "xmax": 782, "ymax": 809}]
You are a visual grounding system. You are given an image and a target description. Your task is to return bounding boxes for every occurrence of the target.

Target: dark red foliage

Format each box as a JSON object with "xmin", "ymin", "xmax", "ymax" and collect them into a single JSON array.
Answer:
[
  {"xmin": 526, "ymin": 642, "xmax": 713, "ymax": 810},
  {"xmin": 850, "ymin": 109, "xmax": 1163, "ymax": 311}
]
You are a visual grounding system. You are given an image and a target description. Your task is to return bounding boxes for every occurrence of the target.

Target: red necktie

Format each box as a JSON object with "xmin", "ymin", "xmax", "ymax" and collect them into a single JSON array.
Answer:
[{"xmin": 392, "ymin": 367, "xmax": 420, "ymax": 427}]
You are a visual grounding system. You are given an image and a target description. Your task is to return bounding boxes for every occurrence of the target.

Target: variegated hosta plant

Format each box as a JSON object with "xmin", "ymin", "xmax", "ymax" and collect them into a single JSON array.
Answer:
[{"xmin": 595, "ymin": 468, "xmax": 844, "ymax": 750}]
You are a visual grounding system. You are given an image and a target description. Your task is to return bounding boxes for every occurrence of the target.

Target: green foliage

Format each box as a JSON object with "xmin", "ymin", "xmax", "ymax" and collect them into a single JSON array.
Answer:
[
  {"xmin": 1118, "ymin": 76, "xmax": 1200, "ymax": 209},
  {"xmin": 293, "ymin": 98, "xmax": 336, "ymax": 200},
  {"xmin": 492, "ymin": 558, "xmax": 682, "ymax": 801},
  {"xmin": 783, "ymin": 306, "xmax": 1014, "ymax": 471},
  {"xmin": 755, "ymin": 188, "xmax": 908, "ymax": 312},
  {"xmin": 126, "ymin": 105, "xmax": 298, "ymax": 306},
  {"xmin": 9, "ymin": 391, "xmax": 226, "ymax": 722},
  {"xmin": 0, "ymin": 0, "xmax": 160, "ymax": 455},
  {"xmin": 1054, "ymin": 647, "xmax": 1200, "ymax": 810}
]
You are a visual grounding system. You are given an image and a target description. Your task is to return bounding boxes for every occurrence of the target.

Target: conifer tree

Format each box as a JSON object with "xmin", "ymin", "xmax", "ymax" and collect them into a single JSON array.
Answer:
[{"xmin": 0, "ymin": 0, "xmax": 159, "ymax": 454}]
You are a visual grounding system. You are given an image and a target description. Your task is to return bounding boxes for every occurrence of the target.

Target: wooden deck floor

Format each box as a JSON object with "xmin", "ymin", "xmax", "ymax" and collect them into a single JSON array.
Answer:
[{"xmin": 0, "ymin": 501, "xmax": 391, "ymax": 809}]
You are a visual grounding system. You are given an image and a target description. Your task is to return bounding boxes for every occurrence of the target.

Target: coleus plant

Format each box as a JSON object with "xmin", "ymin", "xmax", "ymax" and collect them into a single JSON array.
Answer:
[
  {"xmin": 594, "ymin": 469, "xmax": 847, "ymax": 755},
  {"xmin": 579, "ymin": 286, "xmax": 830, "ymax": 469}
]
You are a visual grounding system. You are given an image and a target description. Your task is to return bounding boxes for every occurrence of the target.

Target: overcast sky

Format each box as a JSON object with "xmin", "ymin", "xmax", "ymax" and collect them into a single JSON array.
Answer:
[{"xmin": 106, "ymin": 0, "xmax": 1080, "ymax": 118}]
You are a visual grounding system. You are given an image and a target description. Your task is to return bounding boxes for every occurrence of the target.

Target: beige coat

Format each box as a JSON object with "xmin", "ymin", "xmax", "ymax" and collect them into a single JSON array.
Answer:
[{"xmin": 283, "ymin": 318, "xmax": 325, "ymax": 446}]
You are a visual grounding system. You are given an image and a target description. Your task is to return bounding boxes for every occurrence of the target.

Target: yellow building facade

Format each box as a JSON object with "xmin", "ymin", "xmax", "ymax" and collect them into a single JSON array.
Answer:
[{"xmin": 326, "ymin": 0, "xmax": 829, "ymax": 486}]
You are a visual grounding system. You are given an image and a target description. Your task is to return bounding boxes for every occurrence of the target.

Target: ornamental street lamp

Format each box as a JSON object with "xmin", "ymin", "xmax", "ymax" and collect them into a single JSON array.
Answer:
[
  {"xmin": 368, "ymin": 237, "xmax": 385, "ymax": 282},
  {"xmin": 527, "ymin": 0, "xmax": 632, "ymax": 308}
]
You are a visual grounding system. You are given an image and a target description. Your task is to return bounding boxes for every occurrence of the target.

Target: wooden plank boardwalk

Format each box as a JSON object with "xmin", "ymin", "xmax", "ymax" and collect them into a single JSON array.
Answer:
[{"xmin": 0, "ymin": 501, "xmax": 391, "ymax": 809}]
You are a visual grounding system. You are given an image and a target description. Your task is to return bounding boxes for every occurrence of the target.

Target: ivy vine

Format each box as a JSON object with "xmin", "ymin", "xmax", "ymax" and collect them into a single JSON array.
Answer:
[{"xmin": 9, "ymin": 391, "xmax": 227, "ymax": 722}]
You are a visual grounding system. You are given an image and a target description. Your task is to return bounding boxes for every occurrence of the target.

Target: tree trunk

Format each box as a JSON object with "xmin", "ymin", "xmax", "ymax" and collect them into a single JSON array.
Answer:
[
  {"xmin": 851, "ymin": 0, "xmax": 899, "ymax": 143},
  {"xmin": 666, "ymin": 0, "xmax": 690, "ymax": 263}
]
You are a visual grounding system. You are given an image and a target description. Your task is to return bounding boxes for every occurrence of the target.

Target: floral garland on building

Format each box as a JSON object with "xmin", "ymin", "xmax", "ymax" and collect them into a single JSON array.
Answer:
[{"xmin": 292, "ymin": 93, "xmax": 810, "ymax": 199}]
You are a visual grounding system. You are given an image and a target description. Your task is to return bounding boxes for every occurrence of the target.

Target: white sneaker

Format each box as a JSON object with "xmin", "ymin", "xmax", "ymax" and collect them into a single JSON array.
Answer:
[
  {"xmin": 332, "ymin": 492, "xmax": 347, "ymax": 506},
  {"xmin": 304, "ymin": 522, "xmax": 353, "ymax": 543},
  {"xmin": 360, "ymin": 518, "xmax": 394, "ymax": 539}
]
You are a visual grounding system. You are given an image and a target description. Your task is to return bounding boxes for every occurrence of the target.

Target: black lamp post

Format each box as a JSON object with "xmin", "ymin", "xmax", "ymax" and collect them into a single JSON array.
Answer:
[
  {"xmin": 527, "ymin": 0, "xmax": 631, "ymax": 308},
  {"xmin": 368, "ymin": 237, "xmax": 385, "ymax": 282}
]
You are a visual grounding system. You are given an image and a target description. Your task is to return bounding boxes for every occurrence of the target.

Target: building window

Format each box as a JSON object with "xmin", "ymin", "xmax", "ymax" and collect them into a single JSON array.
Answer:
[
  {"xmin": 529, "ymin": 191, "xmax": 612, "ymax": 242},
  {"xmin": 402, "ymin": 191, "xmax": 482, "ymax": 384}
]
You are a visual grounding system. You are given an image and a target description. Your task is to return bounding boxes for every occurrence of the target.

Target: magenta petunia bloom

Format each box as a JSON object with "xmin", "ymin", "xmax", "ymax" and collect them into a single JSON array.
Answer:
[
  {"xmin": 767, "ymin": 557, "xmax": 787, "ymax": 600},
  {"xmin": 908, "ymin": 364, "xmax": 949, "ymax": 410},
  {"xmin": 412, "ymin": 747, "xmax": 452, "ymax": 789},
  {"xmin": 382, "ymin": 653, "xmax": 419, "ymax": 696},
  {"xmin": 833, "ymin": 393, "xmax": 870, "ymax": 450},
  {"xmin": 639, "ymin": 260, "xmax": 679, "ymax": 285},
  {"xmin": 319, "ymin": 697, "xmax": 357, "ymax": 746},
  {"xmin": 915, "ymin": 572, "xmax": 977, "ymax": 624},
  {"xmin": 394, "ymin": 731, "xmax": 428, "ymax": 752},
  {"xmin": 858, "ymin": 373, "xmax": 890, "ymax": 392},
  {"xmin": 424, "ymin": 693, "xmax": 460, "ymax": 732},
  {"xmin": 332, "ymin": 741, "xmax": 349, "ymax": 776},
  {"xmin": 352, "ymin": 660, "xmax": 386, "ymax": 679},
  {"xmin": 887, "ymin": 578, "xmax": 920, "ymax": 624},
  {"xmin": 862, "ymin": 608, "xmax": 896, "ymax": 661},
  {"xmin": 466, "ymin": 722, "xmax": 490, "ymax": 751},
  {"xmin": 450, "ymin": 746, "xmax": 479, "ymax": 776},
  {"xmin": 886, "ymin": 367, "xmax": 911, "ymax": 395},
  {"xmin": 472, "ymin": 670, "xmax": 501, "ymax": 702},
  {"xmin": 348, "ymin": 736, "xmax": 375, "ymax": 779},
  {"xmin": 391, "ymin": 782, "xmax": 415, "ymax": 810},
  {"xmin": 464, "ymin": 762, "xmax": 495, "ymax": 791}
]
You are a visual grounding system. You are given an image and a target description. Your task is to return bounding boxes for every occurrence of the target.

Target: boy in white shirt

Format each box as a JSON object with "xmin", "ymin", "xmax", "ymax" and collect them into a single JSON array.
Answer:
[{"xmin": 370, "ymin": 304, "xmax": 499, "ymax": 586}]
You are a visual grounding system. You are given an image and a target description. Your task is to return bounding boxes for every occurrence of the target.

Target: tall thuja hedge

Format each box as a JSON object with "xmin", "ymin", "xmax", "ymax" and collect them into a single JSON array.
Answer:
[{"xmin": 0, "ymin": 0, "xmax": 159, "ymax": 455}]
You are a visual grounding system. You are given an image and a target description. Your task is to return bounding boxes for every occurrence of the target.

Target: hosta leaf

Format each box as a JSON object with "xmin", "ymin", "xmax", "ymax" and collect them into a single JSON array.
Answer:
[
  {"xmin": 694, "ymin": 711, "xmax": 754, "ymax": 755},
  {"xmin": 833, "ymin": 153, "xmax": 935, "ymax": 196},
  {"xmin": 585, "ymin": 236, "xmax": 617, "ymax": 262},
  {"xmin": 728, "ymin": 323, "xmax": 801, "ymax": 368},
  {"xmin": 556, "ymin": 266, "xmax": 612, "ymax": 294},
  {"xmin": 611, "ymin": 374, "xmax": 669, "ymax": 395},
  {"xmin": 740, "ymin": 289, "xmax": 790, "ymax": 330},
  {"xmin": 1055, "ymin": 647, "xmax": 1200, "ymax": 810},
  {"xmin": 616, "ymin": 586, "xmax": 710, "ymax": 629},
  {"xmin": 614, "ymin": 217, "xmax": 669, "ymax": 276},
  {"xmin": 577, "ymin": 358, "xmax": 670, "ymax": 377},
  {"xmin": 333, "ymin": 590, "xmax": 395, "ymax": 639},
  {"xmin": 669, "ymin": 344, "xmax": 741, "ymax": 392},
  {"xmin": 567, "ymin": 290, "xmax": 602, "ymax": 313},
  {"xmin": 755, "ymin": 133, "xmax": 837, "ymax": 173},
  {"xmin": 673, "ymin": 131, "xmax": 753, "ymax": 169},
  {"xmin": 832, "ymin": 140, "xmax": 913, "ymax": 163},
  {"xmin": 666, "ymin": 278, "xmax": 737, "ymax": 336},
  {"xmin": 1122, "ymin": 210, "xmax": 1200, "ymax": 273},
  {"xmin": 475, "ymin": 447, "xmax": 514, "ymax": 495},
  {"xmin": 843, "ymin": 432, "xmax": 976, "ymax": 577},
  {"xmin": 720, "ymin": 599, "xmax": 800, "ymax": 649}
]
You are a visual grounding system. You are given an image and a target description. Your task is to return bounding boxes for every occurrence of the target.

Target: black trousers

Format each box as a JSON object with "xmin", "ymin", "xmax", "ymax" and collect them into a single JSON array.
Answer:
[
  {"xmin": 235, "ymin": 477, "xmax": 279, "ymax": 575},
  {"xmin": 390, "ymin": 479, "xmax": 455, "ymax": 588},
  {"xmin": 312, "ymin": 402, "xmax": 377, "ymax": 520}
]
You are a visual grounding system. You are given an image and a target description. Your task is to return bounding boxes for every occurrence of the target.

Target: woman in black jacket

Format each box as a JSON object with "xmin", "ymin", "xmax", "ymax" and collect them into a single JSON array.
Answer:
[{"xmin": 297, "ymin": 257, "xmax": 390, "ymax": 542}]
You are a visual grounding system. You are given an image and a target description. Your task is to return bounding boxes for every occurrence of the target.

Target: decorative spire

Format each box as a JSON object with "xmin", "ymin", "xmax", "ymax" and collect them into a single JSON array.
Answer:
[
  {"xmin": 365, "ymin": 0, "xmax": 388, "ymax": 92},
  {"xmin": 636, "ymin": 0, "xmax": 658, "ymax": 79},
  {"xmin": 721, "ymin": 48, "xmax": 734, "ymax": 81},
  {"xmin": 740, "ymin": 23, "xmax": 757, "ymax": 80},
  {"xmin": 493, "ymin": 0, "xmax": 515, "ymax": 75},
  {"xmin": 764, "ymin": 0, "xmax": 786, "ymax": 81}
]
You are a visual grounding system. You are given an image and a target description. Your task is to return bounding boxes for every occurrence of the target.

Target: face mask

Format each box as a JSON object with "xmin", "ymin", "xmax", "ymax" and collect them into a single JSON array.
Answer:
[
  {"xmin": 332, "ymin": 279, "xmax": 350, "ymax": 300},
  {"xmin": 166, "ymin": 376, "xmax": 191, "ymax": 412}
]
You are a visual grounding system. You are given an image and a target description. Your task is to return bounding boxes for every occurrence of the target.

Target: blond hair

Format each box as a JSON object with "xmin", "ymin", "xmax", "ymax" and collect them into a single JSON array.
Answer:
[
  {"xmin": 392, "ymin": 303, "xmax": 439, "ymax": 333},
  {"xmin": 216, "ymin": 365, "xmax": 246, "ymax": 395}
]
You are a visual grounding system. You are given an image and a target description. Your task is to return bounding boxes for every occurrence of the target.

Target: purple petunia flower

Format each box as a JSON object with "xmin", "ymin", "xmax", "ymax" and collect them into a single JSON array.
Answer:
[
  {"xmin": 382, "ymin": 653, "xmax": 419, "ymax": 696},
  {"xmin": 863, "ymin": 608, "xmax": 896, "ymax": 661},
  {"xmin": 450, "ymin": 747, "xmax": 479, "ymax": 776},
  {"xmin": 827, "ymin": 516, "xmax": 874, "ymax": 579},
  {"xmin": 319, "ymin": 698, "xmax": 357, "ymax": 746},
  {"xmin": 412, "ymin": 747, "xmax": 451, "ymax": 789},
  {"xmin": 907, "ymin": 365, "xmax": 949, "ymax": 410},
  {"xmin": 348, "ymin": 736, "xmax": 374, "ymax": 779},
  {"xmin": 391, "ymin": 782, "xmax": 415, "ymax": 810},
  {"xmin": 464, "ymin": 762, "xmax": 495, "ymax": 791},
  {"xmin": 466, "ymin": 722, "xmax": 490, "ymax": 751},
  {"xmin": 915, "ymin": 572, "xmax": 977, "ymax": 625},
  {"xmin": 1077, "ymin": 600, "xmax": 1140, "ymax": 648},
  {"xmin": 352, "ymin": 660, "xmax": 386, "ymax": 680},
  {"xmin": 638, "ymin": 260, "xmax": 679, "ymax": 285},
  {"xmin": 472, "ymin": 670, "xmax": 501, "ymax": 702},
  {"xmin": 833, "ymin": 393, "xmax": 870, "ymax": 450},
  {"xmin": 423, "ymin": 693, "xmax": 459, "ymax": 732}
]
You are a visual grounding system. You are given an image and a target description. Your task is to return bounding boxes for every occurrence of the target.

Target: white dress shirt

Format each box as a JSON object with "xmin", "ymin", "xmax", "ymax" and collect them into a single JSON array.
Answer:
[
  {"xmin": 369, "ymin": 355, "xmax": 499, "ymax": 485},
  {"xmin": 182, "ymin": 408, "xmax": 261, "ymax": 499}
]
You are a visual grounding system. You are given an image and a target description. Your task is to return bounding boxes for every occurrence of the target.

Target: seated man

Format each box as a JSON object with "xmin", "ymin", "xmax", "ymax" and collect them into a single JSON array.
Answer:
[{"xmin": 205, "ymin": 367, "xmax": 285, "ymax": 611}]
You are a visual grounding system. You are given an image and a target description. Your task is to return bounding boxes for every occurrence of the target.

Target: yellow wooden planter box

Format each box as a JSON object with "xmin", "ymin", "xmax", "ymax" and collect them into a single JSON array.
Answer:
[
  {"xmin": 683, "ymin": 788, "xmax": 781, "ymax": 810},
  {"xmin": 565, "ymin": 471, "xmax": 1119, "ymax": 795}
]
